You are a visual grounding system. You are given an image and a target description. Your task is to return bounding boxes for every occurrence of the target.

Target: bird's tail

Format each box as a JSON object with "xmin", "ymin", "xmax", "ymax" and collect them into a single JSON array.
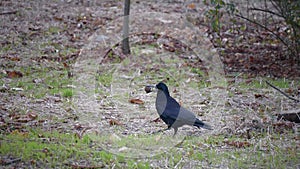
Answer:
[{"xmin": 194, "ymin": 119, "xmax": 213, "ymax": 130}]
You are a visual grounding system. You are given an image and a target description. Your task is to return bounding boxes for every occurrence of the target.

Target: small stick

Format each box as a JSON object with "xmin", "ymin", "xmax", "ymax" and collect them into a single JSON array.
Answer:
[
  {"xmin": 0, "ymin": 11, "xmax": 17, "ymax": 15},
  {"xmin": 266, "ymin": 81, "xmax": 299, "ymax": 102},
  {"xmin": 3, "ymin": 158, "xmax": 22, "ymax": 165}
]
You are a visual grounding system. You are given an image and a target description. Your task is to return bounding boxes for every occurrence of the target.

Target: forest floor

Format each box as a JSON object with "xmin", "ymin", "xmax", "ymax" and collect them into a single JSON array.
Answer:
[{"xmin": 0, "ymin": 0, "xmax": 299, "ymax": 168}]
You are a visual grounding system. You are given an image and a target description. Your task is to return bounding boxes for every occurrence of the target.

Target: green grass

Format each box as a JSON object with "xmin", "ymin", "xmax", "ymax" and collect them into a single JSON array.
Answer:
[
  {"xmin": 46, "ymin": 26, "xmax": 62, "ymax": 35},
  {"xmin": 0, "ymin": 44, "xmax": 12, "ymax": 53},
  {"xmin": 96, "ymin": 72, "xmax": 113, "ymax": 87},
  {"xmin": 0, "ymin": 127, "xmax": 298, "ymax": 168},
  {"xmin": 0, "ymin": 129, "xmax": 112, "ymax": 167},
  {"xmin": 3, "ymin": 66, "xmax": 75, "ymax": 99},
  {"xmin": 185, "ymin": 133, "xmax": 298, "ymax": 168},
  {"xmin": 233, "ymin": 77, "xmax": 299, "ymax": 89}
]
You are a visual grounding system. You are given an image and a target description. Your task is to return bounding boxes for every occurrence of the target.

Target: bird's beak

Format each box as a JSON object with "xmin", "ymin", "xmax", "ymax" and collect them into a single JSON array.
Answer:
[{"xmin": 145, "ymin": 85, "xmax": 157, "ymax": 93}]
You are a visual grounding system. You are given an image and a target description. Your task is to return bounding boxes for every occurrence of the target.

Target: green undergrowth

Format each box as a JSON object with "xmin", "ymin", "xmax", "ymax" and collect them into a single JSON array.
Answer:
[
  {"xmin": 0, "ymin": 65, "xmax": 74, "ymax": 99},
  {"xmin": 230, "ymin": 75, "xmax": 299, "ymax": 89},
  {"xmin": 0, "ymin": 129, "xmax": 298, "ymax": 168}
]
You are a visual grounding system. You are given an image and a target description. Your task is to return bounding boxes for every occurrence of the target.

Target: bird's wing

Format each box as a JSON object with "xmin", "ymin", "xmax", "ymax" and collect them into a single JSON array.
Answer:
[
  {"xmin": 167, "ymin": 96, "xmax": 180, "ymax": 110},
  {"xmin": 164, "ymin": 97, "xmax": 196, "ymax": 124},
  {"xmin": 179, "ymin": 107, "xmax": 213, "ymax": 129},
  {"xmin": 177, "ymin": 107, "xmax": 197, "ymax": 125},
  {"xmin": 159, "ymin": 94, "xmax": 212, "ymax": 130},
  {"xmin": 160, "ymin": 97, "xmax": 180, "ymax": 121}
]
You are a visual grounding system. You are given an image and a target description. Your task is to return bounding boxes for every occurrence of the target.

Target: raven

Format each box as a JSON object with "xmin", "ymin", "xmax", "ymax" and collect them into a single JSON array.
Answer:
[{"xmin": 146, "ymin": 82, "xmax": 212, "ymax": 135}]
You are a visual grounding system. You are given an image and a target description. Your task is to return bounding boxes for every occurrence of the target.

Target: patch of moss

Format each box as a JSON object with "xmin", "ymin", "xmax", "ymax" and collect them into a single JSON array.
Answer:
[
  {"xmin": 62, "ymin": 88, "xmax": 73, "ymax": 97},
  {"xmin": 96, "ymin": 72, "xmax": 113, "ymax": 87}
]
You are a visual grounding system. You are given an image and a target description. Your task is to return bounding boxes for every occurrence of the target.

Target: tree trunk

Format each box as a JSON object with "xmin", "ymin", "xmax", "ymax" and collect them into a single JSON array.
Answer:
[{"xmin": 122, "ymin": 0, "xmax": 130, "ymax": 55}]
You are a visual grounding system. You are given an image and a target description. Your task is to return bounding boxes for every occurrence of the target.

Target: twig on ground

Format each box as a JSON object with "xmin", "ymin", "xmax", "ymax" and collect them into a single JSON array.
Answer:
[
  {"xmin": 0, "ymin": 11, "xmax": 17, "ymax": 15},
  {"xmin": 2, "ymin": 158, "xmax": 22, "ymax": 165},
  {"xmin": 266, "ymin": 81, "xmax": 299, "ymax": 103}
]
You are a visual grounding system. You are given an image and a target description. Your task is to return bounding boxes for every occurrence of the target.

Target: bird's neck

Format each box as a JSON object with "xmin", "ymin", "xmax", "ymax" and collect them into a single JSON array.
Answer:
[
  {"xmin": 156, "ymin": 90, "xmax": 168, "ymax": 115},
  {"xmin": 162, "ymin": 88, "xmax": 170, "ymax": 97}
]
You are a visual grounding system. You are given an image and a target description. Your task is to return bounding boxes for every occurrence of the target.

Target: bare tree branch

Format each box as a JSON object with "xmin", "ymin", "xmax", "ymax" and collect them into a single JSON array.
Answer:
[
  {"xmin": 266, "ymin": 81, "xmax": 300, "ymax": 103},
  {"xmin": 235, "ymin": 13, "xmax": 294, "ymax": 51},
  {"xmin": 248, "ymin": 7, "xmax": 283, "ymax": 18}
]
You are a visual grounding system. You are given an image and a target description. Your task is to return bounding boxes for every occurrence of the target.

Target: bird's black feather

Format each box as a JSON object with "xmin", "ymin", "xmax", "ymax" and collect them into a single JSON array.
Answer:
[{"xmin": 153, "ymin": 82, "xmax": 212, "ymax": 135}]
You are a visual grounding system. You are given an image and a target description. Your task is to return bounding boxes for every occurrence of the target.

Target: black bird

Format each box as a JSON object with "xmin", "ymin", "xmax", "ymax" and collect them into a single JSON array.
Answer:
[{"xmin": 145, "ymin": 82, "xmax": 212, "ymax": 135}]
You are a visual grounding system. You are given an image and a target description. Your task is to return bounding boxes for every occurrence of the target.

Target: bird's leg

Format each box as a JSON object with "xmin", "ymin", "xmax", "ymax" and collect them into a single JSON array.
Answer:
[{"xmin": 173, "ymin": 128, "xmax": 178, "ymax": 137}]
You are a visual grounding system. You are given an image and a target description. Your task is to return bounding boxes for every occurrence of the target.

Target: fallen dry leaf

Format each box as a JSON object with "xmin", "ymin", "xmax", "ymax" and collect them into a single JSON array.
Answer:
[
  {"xmin": 187, "ymin": 3, "xmax": 196, "ymax": 9},
  {"xmin": 28, "ymin": 112, "xmax": 38, "ymax": 120},
  {"xmin": 7, "ymin": 70, "xmax": 23, "ymax": 78},
  {"xmin": 9, "ymin": 57, "xmax": 21, "ymax": 61},
  {"xmin": 11, "ymin": 112, "xmax": 38, "ymax": 123},
  {"xmin": 129, "ymin": 98, "xmax": 144, "ymax": 105},
  {"xmin": 109, "ymin": 119, "xmax": 122, "ymax": 126}
]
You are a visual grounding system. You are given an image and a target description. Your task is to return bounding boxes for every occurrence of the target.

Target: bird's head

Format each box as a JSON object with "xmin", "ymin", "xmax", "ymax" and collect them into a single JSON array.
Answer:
[
  {"xmin": 145, "ymin": 82, "xmax": 170, "ymax": 96},
  {"xmin": 156, "ymin": 82, "xmax": 169, "ymax": 95}
]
